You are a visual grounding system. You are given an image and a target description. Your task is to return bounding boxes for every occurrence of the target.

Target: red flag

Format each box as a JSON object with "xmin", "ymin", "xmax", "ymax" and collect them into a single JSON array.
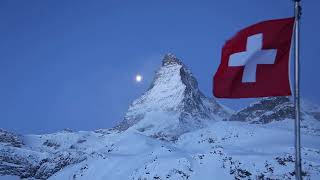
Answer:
[{"xmin": 213, "ymin": 17, "xmax": 295, "ymax": 98}]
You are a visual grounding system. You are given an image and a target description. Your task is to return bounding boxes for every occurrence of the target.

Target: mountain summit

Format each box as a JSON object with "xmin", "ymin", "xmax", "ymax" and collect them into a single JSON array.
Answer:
[
  {"xmin": 116, "ymin": 53, "xmax": 230, "ymax": 139},
  {"xmin": 162, "ymin": 53, "xmax": 182, "ymax": 66}
]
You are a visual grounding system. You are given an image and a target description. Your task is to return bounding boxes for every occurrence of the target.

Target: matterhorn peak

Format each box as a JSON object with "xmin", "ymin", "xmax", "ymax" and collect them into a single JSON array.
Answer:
[
  {"xmin": 162, "ymin": 53, "xmax": 182, "ymax": 66},
  {"xmin": 116, "ymin": 53, "xmax": 230, "ymax": 139}
]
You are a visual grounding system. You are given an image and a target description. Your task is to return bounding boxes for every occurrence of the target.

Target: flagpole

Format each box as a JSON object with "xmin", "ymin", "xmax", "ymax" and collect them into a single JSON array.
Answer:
[{"xmin": 293, "ymin": 0, "xmax": 302, "ymax": 179}]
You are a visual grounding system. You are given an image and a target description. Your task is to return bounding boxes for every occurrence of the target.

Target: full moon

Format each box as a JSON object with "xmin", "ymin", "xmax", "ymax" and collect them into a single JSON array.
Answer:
[{"xmin": 135, "ymin": 74, "xmax": 143, "ymax": 82}]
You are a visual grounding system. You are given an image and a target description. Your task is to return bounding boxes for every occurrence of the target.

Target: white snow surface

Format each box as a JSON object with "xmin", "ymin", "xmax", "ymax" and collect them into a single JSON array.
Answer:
[
  {"xmin": 129, "ymin": 64, "xmax": 186, "ymax": 112},
  {"xmin": 12, "ymin": 120, "xmax": 316, "ymax": 180},
  {"xmin": 125, "ymin": 64, "xmax": 187, "ymax": 136}
]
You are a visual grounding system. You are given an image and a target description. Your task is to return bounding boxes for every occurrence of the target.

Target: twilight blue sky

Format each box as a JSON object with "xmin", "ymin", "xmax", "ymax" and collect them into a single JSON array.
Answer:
[{"xmin": 1, "ymin": 1, "xmax": 319, "ymax": 134}]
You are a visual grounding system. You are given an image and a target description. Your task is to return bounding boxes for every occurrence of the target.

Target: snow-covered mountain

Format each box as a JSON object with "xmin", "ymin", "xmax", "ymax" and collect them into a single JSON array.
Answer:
[
  {"xmin": 229, "ymin": 96, "xmax": 320, "ymax": 135},
  {"xmin": 229, "ymin": 97, "xmax": 294, "ymax": 124},
  {"xmin": 1, "ymin": 54, "xmax": 320, "ymax": 180},
  {"xmin": 116, "ymin": 53, "xmax": 231, "ymax": 140}
]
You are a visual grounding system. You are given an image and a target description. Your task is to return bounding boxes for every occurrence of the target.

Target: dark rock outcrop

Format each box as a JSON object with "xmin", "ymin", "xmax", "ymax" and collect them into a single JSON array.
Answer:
[
  {"xmin": 0, "ymin": 129, "xmax": 24, "ymax": 147},
  {"xmin": 228, "ymin": 97, "xmax": 294, "ymax": 124}
]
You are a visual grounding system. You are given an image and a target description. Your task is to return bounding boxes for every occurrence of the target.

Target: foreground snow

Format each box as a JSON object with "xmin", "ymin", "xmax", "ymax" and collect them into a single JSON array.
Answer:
[
  {"xmin": 6, "ymin": 120, "xmax": 315, "ymax": 180},
  {"xmin": 1, "ymin": 101, "xmax": 319, "ymax": 180}
]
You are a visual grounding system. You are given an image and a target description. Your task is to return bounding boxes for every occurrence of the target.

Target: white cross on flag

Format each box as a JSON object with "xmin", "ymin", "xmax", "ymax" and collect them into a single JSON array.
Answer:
[{"xmin": 213, "ymin": 17, "xmax": 295, "ymax": 98}]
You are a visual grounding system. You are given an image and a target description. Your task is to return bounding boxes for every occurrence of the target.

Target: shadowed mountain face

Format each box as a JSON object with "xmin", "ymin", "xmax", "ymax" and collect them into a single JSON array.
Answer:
[
  {"xmin": 115, "ymin": 53, "xmax": 230, "ymax": 138},
  {"xmin": 228, "ymin": 96, "xmax": 320, "ymax": 135},
  {"xmin": 229, "ymin": 96, "xmax": 320, "ymax": 123},
  {"xmin": 229, "ymin": 97, "xmax": 295, "ymax": 124}
]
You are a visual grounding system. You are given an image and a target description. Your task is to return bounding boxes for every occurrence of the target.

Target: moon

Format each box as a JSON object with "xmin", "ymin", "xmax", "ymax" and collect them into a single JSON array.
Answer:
[{"xmin": 135, "ymin": 74, "xmax": 143, "ymax": 82}]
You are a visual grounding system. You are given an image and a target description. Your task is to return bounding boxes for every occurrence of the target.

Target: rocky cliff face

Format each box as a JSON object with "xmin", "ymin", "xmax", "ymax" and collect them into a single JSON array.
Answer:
[
  {"xmin": 229, "ymin": 96, "xmax": 320, "ymax": 123},
  {"xmin": 0, "ymin": 129, "xmax": 24, "ymax": 148},
  {"xmin": 228, "ymin": 97, "xmax": 294, "ymax": 124},
  {"xmin": 228, "ymin": 96, "xmax": 320, "ymax": 135},
  {"xmin": 116, "ymin": 53, "xmax": 230, "ymax": 139}
]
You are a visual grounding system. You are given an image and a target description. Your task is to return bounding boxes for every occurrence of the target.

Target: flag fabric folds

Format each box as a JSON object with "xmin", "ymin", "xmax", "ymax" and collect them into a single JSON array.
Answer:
[{"xmin": 213, "ymin": 17, "xmax": 295, "ymax": 98}]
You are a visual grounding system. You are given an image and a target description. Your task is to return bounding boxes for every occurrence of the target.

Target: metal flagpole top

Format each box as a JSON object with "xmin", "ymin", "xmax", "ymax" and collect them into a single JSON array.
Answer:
[{"xmin": 295, "ymin": 1, "xmax": 302, "ymax": 19}]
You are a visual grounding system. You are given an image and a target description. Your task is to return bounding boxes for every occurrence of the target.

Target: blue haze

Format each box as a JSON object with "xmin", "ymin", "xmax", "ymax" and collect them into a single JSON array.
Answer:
[{"xmin": 0, "ymin": 1, "xmax": 319, "ymax": 134}]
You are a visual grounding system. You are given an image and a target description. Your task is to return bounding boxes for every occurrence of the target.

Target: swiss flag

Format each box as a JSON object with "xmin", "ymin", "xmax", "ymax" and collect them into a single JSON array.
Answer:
[{"xmin": 213, "ymin": 17, "xmax": 295, "ymax": 98}]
